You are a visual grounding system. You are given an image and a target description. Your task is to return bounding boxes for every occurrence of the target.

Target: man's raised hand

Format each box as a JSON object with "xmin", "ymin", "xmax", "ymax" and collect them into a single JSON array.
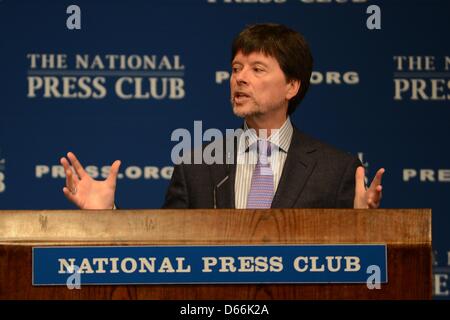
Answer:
[
  {"xmin": 353, "ymin": 166, "xmax": 385, "ymax": 209},
  {"xmin": 60, "ymin": 152, "xmax": 121, "ymax": 209}
]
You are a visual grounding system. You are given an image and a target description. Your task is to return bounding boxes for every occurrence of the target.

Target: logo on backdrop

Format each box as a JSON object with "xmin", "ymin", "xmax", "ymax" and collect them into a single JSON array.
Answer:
[
  {"xmin": 26, "ymin": 53, "xmax": 186, "ymax": 100},
  {"xmin": 433, "ymin": 249, "xmax": 450, "ymax": 297},
  {"xmin": 35, "ymin": 164, "xmax": 173, "ymax": 181},
  {"xmin": 216, "ymin": 70, "xmax": 359, "ymax": 85},
  {"xmin": 403, "ymin": 168, "xmax": 450, "ymax": 183},
  {"xmin": 206, "ymin": 0, "xmax": 368, "ymax": 5},
  {"xmin": 393, "ymin": 55, "xmax": 450, "ymax": 101},
  {"xmin": 0, "ymin": 148, "xmax": 5, "ymax": 193}
]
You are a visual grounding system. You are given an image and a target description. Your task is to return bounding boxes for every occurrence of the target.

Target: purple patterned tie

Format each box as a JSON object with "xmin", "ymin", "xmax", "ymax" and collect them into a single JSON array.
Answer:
[{"xmin": 246, "ymin": 140, "xmax": 274, "ymax": 209}]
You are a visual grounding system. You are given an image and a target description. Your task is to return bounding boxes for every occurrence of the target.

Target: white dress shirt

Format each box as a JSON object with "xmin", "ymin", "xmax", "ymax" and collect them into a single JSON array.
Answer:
[{"xmin": 234, "ymin": 117, "xmax": 294, "ymax": 209}]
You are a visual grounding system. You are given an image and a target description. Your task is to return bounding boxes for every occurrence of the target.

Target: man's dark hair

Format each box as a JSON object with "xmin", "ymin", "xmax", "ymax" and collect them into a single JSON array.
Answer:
[{"xmin": 231, "ymin": 23, "xmax": 313, "ymax": 115}]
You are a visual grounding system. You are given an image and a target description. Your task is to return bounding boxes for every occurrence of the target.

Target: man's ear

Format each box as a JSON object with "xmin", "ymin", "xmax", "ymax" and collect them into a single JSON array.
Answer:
[{"xmin": 286, "ymin": 79, "xmax": 301, "ymax": 100}]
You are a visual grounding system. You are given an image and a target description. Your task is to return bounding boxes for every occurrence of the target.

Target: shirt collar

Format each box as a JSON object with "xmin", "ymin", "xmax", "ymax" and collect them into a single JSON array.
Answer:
[{"xmin": 239, "ymin": 117, "xmax": 293, "ymax": 154}]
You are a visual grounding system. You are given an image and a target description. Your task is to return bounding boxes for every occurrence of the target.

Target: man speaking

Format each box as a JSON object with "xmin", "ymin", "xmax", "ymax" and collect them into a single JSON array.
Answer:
[{"xmin": 60, "ymin": 24, "xmax": 384, "ymax": 210}]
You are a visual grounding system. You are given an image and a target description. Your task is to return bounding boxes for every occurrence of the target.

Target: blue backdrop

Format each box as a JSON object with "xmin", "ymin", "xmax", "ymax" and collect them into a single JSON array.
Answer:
[{"xmin": 0, "ymin": 0, "xmax": 449, "ymax": 299}]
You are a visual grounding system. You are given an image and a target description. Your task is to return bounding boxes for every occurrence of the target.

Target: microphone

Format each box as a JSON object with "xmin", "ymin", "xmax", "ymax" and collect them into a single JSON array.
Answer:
[
  {"xmin": 213, "ymin": 150, "xmax": 233, "ymax": 208},
  {"xmin": 213, "ymin": 175, "xmax": 229, "ymax": 209}
]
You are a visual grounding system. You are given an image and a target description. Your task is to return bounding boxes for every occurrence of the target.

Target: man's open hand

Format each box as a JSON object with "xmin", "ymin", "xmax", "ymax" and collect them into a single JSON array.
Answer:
[
  {"xmin": 60, "ymin": 152, "xmax": 121, "ymax": 209},
  {"xmin": 354, "ymin": 166, "xmax": 385, "ymax": 209}
]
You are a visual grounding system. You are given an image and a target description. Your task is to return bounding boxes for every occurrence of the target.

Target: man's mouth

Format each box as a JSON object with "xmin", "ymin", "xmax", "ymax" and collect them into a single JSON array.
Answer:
[{"xmin": 233, "ymin": 92, "xmax": 251, "ymax": 103}]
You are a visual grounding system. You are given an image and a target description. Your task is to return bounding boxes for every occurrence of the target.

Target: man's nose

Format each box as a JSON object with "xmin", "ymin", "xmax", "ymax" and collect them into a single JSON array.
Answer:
[{"xmin": 234, "ymin": 68, "xmax": 249, "ymax": 85}]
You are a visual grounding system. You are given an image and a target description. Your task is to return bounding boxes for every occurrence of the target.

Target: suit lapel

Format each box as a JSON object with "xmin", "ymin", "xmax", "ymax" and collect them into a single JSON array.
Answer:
[
  {"xmin": 209, "ymin": 135, "xmax": 237, "ymax": 209},
  {"xmin": 209, "ymin": 127, "xmax": 317, "ymax": 209},
  {"xmin": 271, "ymin": 129, "xmax": 317, "ymax": 208}
]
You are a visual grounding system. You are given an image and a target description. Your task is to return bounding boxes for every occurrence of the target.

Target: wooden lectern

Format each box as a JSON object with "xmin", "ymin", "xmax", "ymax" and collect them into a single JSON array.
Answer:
[{"xmin": 0, "ymin": 209, "xmax": 431, "ymax": 299}]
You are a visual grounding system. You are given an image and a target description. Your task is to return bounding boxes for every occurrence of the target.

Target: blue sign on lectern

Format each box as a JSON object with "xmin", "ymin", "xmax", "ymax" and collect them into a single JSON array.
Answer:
[{"xmin": 33, "ymin": 244, "xmax": 387, "ymax": 285}]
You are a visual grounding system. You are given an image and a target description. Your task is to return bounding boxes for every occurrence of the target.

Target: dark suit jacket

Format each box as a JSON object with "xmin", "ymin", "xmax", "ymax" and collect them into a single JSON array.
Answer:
[{"xmin": 162, "ymin": 127, "xmax": 362, "ymax": 209}]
